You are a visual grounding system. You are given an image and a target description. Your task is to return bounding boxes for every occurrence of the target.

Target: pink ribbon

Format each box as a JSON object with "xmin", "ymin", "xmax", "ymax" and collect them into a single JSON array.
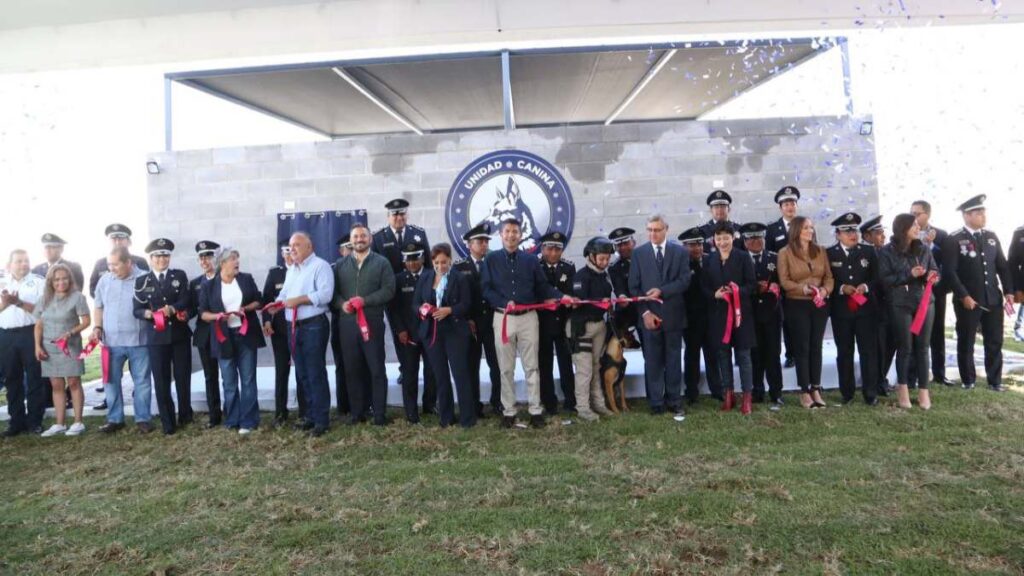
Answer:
[
  {"xmin": 722, "ymin": 282, "xmax": 741, "ymax": 344},
  {"xmin": 910, "ymin": 272, "xmax": 938, "ymax": 336},
  {"xmin": 847, "ymin": 291, "xmax": 868, "ymax": 313},
  {"xmin": 213, "ymin": 310, "xmax": 250, "ymax": 344},
  {"xmin": 152, "ymin": 309, "xmax": 167, "ymax": 332},
  {"xmin": 418, "ymin": 303, "xmax": 439, "ymax": 347},
  {"xmin": 52, "ymin": 337, "xmax": 71, "ymax": 356},
  {"xmin": 350, "ymin": 297, "xmax": 370, "ymax": 342},
  {"xmin": 1005, "ymin": 300, "xmax": 1016, "ymax": 317},
  {"xmin": 809, "ymin": 286, "xmax": 827, "ymax": 308},
  {"xmin": 499, "ymin": 296, "xmax": 665, "ymax": 344}
]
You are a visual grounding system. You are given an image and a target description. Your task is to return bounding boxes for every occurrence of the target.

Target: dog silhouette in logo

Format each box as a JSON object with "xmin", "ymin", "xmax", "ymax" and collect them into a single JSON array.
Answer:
[{"xmin": 483, "ymin": 177, "xmax": 541, "ymax": 252}]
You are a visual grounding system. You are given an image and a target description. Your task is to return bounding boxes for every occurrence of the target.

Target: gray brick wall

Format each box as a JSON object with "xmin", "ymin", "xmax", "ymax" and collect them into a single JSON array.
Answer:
[{"xmin": 148, "ymin": 115, "xmax": 878, "ymax": 288}]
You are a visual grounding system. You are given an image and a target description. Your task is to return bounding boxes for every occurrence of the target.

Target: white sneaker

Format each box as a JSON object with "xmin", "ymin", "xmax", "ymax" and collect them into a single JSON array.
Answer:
[
  {"xmin": 66, "ymin": 423, "xmax": 86, "ymax": 436},
  {"xmin": 41, "ymin": 424, "xmax": 67, "ymax": 437},
  {"xmin": 239, "ymin": 428, "xmax": 252, "ymax": 435}
]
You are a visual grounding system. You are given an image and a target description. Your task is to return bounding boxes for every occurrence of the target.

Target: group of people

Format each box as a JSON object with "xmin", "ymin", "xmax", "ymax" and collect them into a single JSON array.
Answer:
[{"xmin": 2, "ymin": 189, "xmax": 1021, "ymax": 438}]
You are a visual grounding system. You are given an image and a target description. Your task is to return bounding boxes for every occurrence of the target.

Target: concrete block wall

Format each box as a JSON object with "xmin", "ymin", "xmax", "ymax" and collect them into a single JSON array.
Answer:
[{"xmin": 148, "ymin": 115, "xmax": 877, "ymax": 287}]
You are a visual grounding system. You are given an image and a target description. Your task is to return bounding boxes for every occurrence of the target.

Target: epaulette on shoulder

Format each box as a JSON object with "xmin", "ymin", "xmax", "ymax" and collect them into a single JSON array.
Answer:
[
  {"xmin": 560, "ymin": 258, "xmax": 575, "ymax": 266},
  {"xmin": 453, "ymin": 257, "xmax": 466, "ymax": 266},
  {"xmin": 373, "ymin": 225, "xmax": 389, "ymax": 235},
  {"xmin": 953, "ymin": 227, "xmax": 968, "ymax": 236},
  {"xmin": 407, "ymin": 223, "xmax": 425, "ymax": 231}
]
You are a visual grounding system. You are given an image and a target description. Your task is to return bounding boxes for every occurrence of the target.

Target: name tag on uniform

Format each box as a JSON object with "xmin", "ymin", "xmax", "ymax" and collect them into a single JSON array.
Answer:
[
  {"xmin": 275, "ymin": 283, "xmax": 283, "ymax": 289},
  {"xmin": 572, "ymin": 280, "xmax": 583, "ymax": 292},
  {"xmin": 831, "ymin": 261, "xmax": 843, "ymax": 267},
  {"xmin": 775, "ymin": 235, "xmax": 786, "ymax": 241},
  {"xmin": 143, "ymin": 286, "xmax": 156, "ymax": 293},
  {"xmin": 402, "ymin": 286, "xmax": 414, "ymax": 293},
  {"xmin": 382, "ymin": 242, "xmax": 394, "ymax": 248}
]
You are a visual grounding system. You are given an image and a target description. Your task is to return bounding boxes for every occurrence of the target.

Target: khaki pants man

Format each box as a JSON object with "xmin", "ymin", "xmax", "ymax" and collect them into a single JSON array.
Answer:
[
  {"xmin": 494, "ymin": 310, "xmax": 542, "ymax": 417},
  {"xmin": 566, "ymin": 320, "xmax": 612, "ymax": 420}
]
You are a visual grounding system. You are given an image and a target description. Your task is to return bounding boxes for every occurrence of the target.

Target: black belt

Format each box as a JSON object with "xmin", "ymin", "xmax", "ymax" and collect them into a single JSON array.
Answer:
[
  {"xmin": 494, "ymin": 308, "xmax": 529, "ymax": 316},
  {"xmin": 0, "ymin": 325, "xmax": 34, "ymax": 332}
]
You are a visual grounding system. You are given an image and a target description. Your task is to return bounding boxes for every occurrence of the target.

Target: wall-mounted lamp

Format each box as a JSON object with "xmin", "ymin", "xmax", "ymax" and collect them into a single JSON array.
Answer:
[
  {"xmin": 859, "ymin": 122, "xmax": 873, "ymax": 136},
  {"xmin": 146, "ymin": 161, "xmax": 160, "ymax": 175}
]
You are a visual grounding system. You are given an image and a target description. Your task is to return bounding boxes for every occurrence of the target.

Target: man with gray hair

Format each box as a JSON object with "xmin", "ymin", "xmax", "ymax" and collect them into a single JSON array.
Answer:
[
  {"xmin": 277, "ymin": 231, "xmax": 335, "ymax": 436},
  {"xmin": 628, "ymin": 213, "xmax": 691, "ymax": 421}
]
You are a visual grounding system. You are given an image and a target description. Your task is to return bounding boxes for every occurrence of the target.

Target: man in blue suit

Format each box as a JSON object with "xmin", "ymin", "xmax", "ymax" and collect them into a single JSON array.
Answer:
[{"xmin": 628, "ymin": 214, "xmax": 691, "ymax": 421}]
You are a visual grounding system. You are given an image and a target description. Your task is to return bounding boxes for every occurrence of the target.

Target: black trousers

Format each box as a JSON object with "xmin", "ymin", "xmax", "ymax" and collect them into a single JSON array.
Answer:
[
  {"xmin": 877, "ymin": 316, "xmax": 897, "ymax": 392},
  {"xmin": 538, "ymin": 319, "xmax": 575, "ymax": 413},
  {"xmin": 783, "ymin": 299, "xmax": 829, "ymax": 392},
  {"xmin": 683, "ymin": 319, "xmax": 722, "ymax": 401},
  {"xmin": 340, "ymin": 315, "xmax": 389, "ymax": 425},
  {"xmin": 953, "ymin": 300, "xmax": 1004, "ymax": 386},
  {"xmin": 0, "ymin": 326, "xmax": 44, "ymax": 432},
  {"xmin": 149, "ymin": 340, "xmax": 192, "ymax": 434},
  {"xmin": 929, "ymin": 289, "xmax": 949, "ymax": 381},
  {"xmin": 780, "ymin": 293, "xmax": 795, "ymax": 361},
  {"xmin": 468, "ymin": 315, "xmax": 503, "ymax": 413},
  {"xmin": 197, "ymin": 343, "xmax": 221, "ymax": 423},
  {"xmin": 752, "ymin": 318, "xmax": 783, "ymax": 402},
  {"xmin": 832, "ymin": 313, "xmax": 879, "ymax": 402},
  {"xmin": 424, "ymin": 326, "xmax": 477, "ymax": 428},
  {"xmin": 270, "ymin": 332, "xmax": 306, "ymax": 420},
  {"xmin": 330, "ymin": 313, "xmax": 350, "ymax": 415},
  {"xmin": 396, "ymin": 337, "xmax": 434, "ymax": 423},
  {"xmin": 892, "ymin": 304, "xmax": 933, "ymax": 388}
]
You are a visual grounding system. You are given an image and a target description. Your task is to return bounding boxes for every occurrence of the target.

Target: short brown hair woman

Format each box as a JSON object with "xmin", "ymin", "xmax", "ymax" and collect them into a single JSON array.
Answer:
[
  {"xmin": 33, "ymin": 264, "xmax": 91, "ymax": 436},
  {"xmin": 777, "ymin": 216, "xmax": 834, "ymax": 408}
]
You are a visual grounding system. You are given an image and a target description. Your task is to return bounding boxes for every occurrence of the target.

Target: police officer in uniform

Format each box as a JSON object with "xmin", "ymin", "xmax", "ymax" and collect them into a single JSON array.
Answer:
[
  {"xmin": 943, "ymin": 195, "xmax": 1014, "ymax": 392},
  {"xmin": 133, "ymin": 238, "xmax": 192, "ymax": 435},
  {"xmin": 678, "ymin": 226, "xmax": 722, "ymax": 403},
  {"xmin": 89, "ymin": 223, "xmax": 149, "ymax": 298},
  {"xmin": 453, "ymin": 223, "xmax": 501, "ymax": 416},
  {"xmin": 387, "ymin": 243, "xmax": 437, "ymax": 423},
  {"xmin": 766, "ymin": 186, "xmax": 801, "ymax": 368},
  {"xmin": 608, "ymin": 227, "xmax": 640, "ymax": 344},
  {"xmin": 536, "ymin": 231, "xmax": 576, "ymax": 414},
  {"xmin": 330, "ymin": 234, "xmax": 353, "ymax": 418},
  {"xmin": 860, "ymin": 215, "xmax": 894, "ymax": 396},
  {"xmin": 741, "ymin": 223, "xmax": 784, "ymax": 410},
  {"xmin": 699, "ymin": 190, "xmax": 743, "ymax": 254},
  {"xmin": 826, "ymin": 213, "xmax": 880, "ymax": 405},
  {"xmin": 372, "ymin": 198, "xmax": 432, "ymax": 273},
  {"xmin": 189, "ymin": 240, "xmax": 222, "ymax": 427},
  {"xmin": 262, "ymin": 241, "xmax": 306, "ymax": 426},
  {"xmin": 32, "ymin": 233, "xmax": 85, "ymax": 290},
  {"xmin": 565, "ymin": 237, "xmax": 616, "ymax": 421}
]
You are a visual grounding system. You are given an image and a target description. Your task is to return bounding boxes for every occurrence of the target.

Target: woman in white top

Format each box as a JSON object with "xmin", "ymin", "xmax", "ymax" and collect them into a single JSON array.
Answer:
[{"xmin": 199, "ymin": 248, "xmax": 266, "ymax": 434}]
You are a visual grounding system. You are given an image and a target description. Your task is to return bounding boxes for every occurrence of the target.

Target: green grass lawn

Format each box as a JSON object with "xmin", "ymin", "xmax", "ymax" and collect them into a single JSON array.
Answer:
[{"xmin": 2, "ymin": 384, "xmax": 1023, "ymax": 575}]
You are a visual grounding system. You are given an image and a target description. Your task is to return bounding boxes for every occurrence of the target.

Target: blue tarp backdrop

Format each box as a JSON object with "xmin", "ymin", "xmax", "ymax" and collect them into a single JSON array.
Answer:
[{"xmin": 276, "ymin": 210, "xmax": 367, "ymax": 266}]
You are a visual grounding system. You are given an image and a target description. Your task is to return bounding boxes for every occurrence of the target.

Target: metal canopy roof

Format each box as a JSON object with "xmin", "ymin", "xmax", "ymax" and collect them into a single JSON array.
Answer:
[{"xmin": 168, "ymin": 39, "xmax": 835, "ymax": 139}]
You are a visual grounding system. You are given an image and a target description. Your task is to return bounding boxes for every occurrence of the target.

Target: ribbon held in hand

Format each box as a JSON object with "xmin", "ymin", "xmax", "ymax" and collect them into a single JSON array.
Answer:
[
  {"xmin": 500, "ymin": 301, "xmax": 559, "ymax": 344},
  {"xmin": 350, "ymin": 297, "xmax": 370, "ymax": 342},
  {"xmin": 910, "ymin": 272, "xmax": 938, "ymax": 336},
  {"xmin": 721, "ymin": 282, "xmax": 742, "ymax": 344},
  {"xmin": 52, "ymin": 337, "xmax": 71, "ymax": 357},
  {"xmin": 847, "ymin": 290, "xmax": 868, "ymax": 313},
  {"xmin": 152, "ymin": 309, "xmax": 167, "ymax": 332},
  {"xmin": 213, "ymin": 310, "xmax": 250, "ymax": 344},
  {"xmin": 809, "ymin": 286, "xmax": 827, "ymax": 308},
  {"xmin": 418, "ymin": 303, "xmax": 438, "ymax": 347},
  {"xmin": 78, "ymin": 338, "xmax": 100, "ymax": 360},
  {"xmin": 1004, "ymin": 299, "xmax": 1016, "ymax": 317}
]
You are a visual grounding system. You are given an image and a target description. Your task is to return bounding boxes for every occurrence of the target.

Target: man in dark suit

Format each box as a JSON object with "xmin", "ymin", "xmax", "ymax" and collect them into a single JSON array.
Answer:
[
  {"xmin": 536, "ymin": 231, "xmax": 576, "ymax": 415},
  {"xmin": 678, "ymin": 227, "xmax": 721, "ymax": 404},
  {"xmin": 910, "ymin": 200, "xmax": 953, "ymax": 386},
  {"xmin": 943, "ymin": 194, "xmax": 1014, "ymax": 392},
  {"xmin": 453, "ymin": 223, "xmax": 502, "ymax": 416},
  {"xmin": 861, "ymin": 215, "xmax": 895, "ymax": 396},
  {"xmin": 826, "ymin": 213, "xmax": 880, "ymax": 405},
  {"xmin": 189, "ymin": 240, "xmax": 222, "ymax": 427},
  {"xmin": 133, "ymin": 238, "xmax": 192, "ymax": 435},
  {"xmin": 32, "ymin": 233, "xmax": 85, "ymax": 290},
  {"xmin": 741, "ymin": 223, "xmax": 784, "ymax": 410},
  {"xmin": 766, "ymin": 186, "xmax": 801, "ymax": 369},
  {"xmin": 628, "ymin": 214, "xmax": 691, "ymax": 420}
]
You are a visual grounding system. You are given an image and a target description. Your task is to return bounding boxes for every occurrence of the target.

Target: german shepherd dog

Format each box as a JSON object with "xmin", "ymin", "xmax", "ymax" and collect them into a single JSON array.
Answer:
[{"xmin": 600, "ymin": 310, "xmax": 641, "ymax": 413}]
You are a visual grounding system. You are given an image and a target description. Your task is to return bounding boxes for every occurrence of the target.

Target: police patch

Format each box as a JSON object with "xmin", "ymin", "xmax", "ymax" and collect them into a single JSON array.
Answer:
[
  {"xmin": 860, "ymin": 258, "xmax": 869, "ymax": 268},
  {"xmin": 988, "ymin": 238, "xmax": 997, "ymax": 246},
  {"xmin": 445, "ymin": 150, "xmax": 574, "ymax": 259}
]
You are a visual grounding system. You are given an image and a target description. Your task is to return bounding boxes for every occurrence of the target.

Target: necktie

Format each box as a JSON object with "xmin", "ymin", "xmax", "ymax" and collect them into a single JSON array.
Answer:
[
  {"xmin": 754, "ymin": 254, "xmax": 761, "ymax": 267},
  {"xmin": 397, "ymin": 228, "xmax": 404, "ymax": 248},
  {"xmin": 158, "ymin": 272, "xmax": 165, "ymax": 284},
  {"xmin": 656, "ymin": 245, "xmax": 664, "ymax": 271},
  {"xmin": 475, "ymin": 259, "xmax": 481, "ymax": 274},
  {"xmin": 974, "ymin": 231, "xmax": 982, "ymax": 246}
]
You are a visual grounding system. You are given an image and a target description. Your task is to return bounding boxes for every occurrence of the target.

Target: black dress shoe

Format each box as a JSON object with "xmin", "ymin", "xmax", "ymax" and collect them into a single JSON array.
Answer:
[
  {"xmin": 529, "ymin": 415, "xmax": 546, "ymax": 428},
  {"xmin": 308, "ymin": 427, "xmax": 328, "ymax": 437},
  {"xmin": 501, "ymin": 416, "xmax": 515, "ymax": 429},
  {"xmin": 988, "ymin": 384, "xmax": 1007, "ymax": 392},
  {"xmin": 865, "ymin": 397, "xmax": 879, "ymax": 406},
  {"xmin": 293, "ymin": 420, "xmax": 315, "ymax": 431},
  {"xmin": 92, "ymin": 401, "xmax": 108, "ymax": 410},
  {"xmin": 99, "ymin": 422, "xmax": 125, "ymax": 434},
  {"xmin": 841, "ymin": 397, "xmax": 855, "ymax": 406},
  {"xmin": 206, "ymin": 421, "xmax": 222, "ymax": 429},
  {"xmin": 751, "ymin": 394, "xmax": 766, "ymax": 404},
  {"xmin": 784, "ymin": 357, "xmax": 796, "ymax": 368},
  {"xmin": 1, "ymin": 427, "xmax": 24, "ymax": 438},
  {"xmin": 650, "ymin": 406, "xmax": 665, "ymax": 415},
  {"xmin": 30, "ymin": 425, "xmax": 44, "ymax": 435}
]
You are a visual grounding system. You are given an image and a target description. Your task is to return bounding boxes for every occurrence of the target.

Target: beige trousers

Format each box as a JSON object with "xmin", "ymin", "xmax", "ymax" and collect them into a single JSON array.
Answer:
[
  {"xmin": 493, "ymin": 310, "xmax": 542, "ymax": 417},
  {"xmin": 566, "ymin": 320, "xmax": 609, "ymax": 417}
]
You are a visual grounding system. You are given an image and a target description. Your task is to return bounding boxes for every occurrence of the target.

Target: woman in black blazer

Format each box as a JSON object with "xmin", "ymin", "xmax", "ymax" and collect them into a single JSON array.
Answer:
[
  {"xmin": 700, "ymin": 222, "xmax": 757, "ymax": 415},
  {"xmin": 878, "ymin": 214, "xmax": 939, "ymax": 410},
  {"xmin": 199, "ymin": 248, "xmax": 266, "ymax": 433},
  {"xmin": 413, "ymin": 243, "xmax": 476, "ymax": 428}
]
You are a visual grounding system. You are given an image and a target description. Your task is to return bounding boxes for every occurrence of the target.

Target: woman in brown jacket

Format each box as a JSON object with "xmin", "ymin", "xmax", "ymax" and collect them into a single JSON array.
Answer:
[{"xmin": 778, "ymin": 216, "xmax": 835, "ymax": 408}]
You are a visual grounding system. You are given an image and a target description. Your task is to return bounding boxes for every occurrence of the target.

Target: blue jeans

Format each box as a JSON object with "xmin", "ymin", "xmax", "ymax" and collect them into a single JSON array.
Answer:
[
  {"xmin": 218, "ymin": 330, "xmax": 260, "ymax": 429},
  {"xmin": 105, "ymin": 345, "xmax": 153, "ymax": 424},
  {"xmin": 292, "ymin": 314, "xmax": 330, "ymax": 429}
]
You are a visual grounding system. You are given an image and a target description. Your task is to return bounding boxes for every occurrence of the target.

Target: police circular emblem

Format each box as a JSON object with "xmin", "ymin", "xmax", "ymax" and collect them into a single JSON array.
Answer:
[{"xmin": 445, "ymin": 150, "xmax": 574, "ymax": 259}]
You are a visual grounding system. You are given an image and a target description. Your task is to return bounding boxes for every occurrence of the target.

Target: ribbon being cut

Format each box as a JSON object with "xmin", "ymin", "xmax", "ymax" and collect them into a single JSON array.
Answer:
[
  {"xmin": 499, "ymin": 296, "xmax": 663, "ymax": 344},
  {"xmin": 847, "ymin": 290, "xmax": 868, "ymax": 313},
  {"xmin": 809, "ymin": 285, "xmax": 827, "ymax": 309},
  {"xmin": 213, "ymin": 310, "xmax": 250, "ymax": 343},
  {"xmin": 418, "ymin": 303, "xmax": 438, "ymax": 347},
  {"xmin": 910, "ymin": 272, "xmax": 939, "ymax": 336}
]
